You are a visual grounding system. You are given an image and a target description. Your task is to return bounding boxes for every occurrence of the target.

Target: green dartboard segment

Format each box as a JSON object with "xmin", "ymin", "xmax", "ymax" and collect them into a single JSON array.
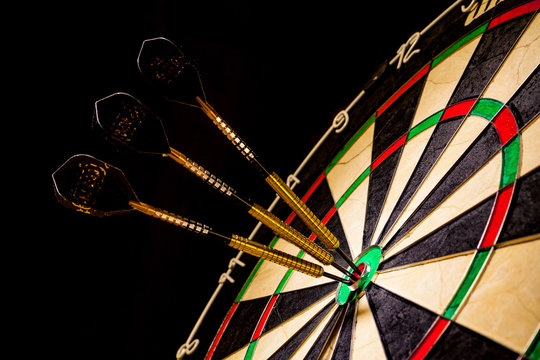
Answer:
[{"xmin": 336, "ymin": 246, "xmax": 382, "ymax": 305}]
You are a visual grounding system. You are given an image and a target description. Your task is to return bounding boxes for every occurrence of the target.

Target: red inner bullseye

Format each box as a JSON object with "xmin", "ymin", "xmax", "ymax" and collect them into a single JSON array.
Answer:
[{"xmin": 350, "ymin": 262, "xmax": 366, "ymax": 283}]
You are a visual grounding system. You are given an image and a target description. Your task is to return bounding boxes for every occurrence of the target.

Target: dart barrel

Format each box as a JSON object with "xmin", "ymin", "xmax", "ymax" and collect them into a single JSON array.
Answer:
[
  {"xmin": 265, "ymin": 172, "xmax": 339, "ymax": 250},
  {"xmin": 228, "ymin": 235, "xmax": 324, "ymax": 278},
  {"xmin": 129, "ymin": 201, "xmax": 326, "ymax": 278},
  {"xmin": 248, "ymin": 203, "xmax": 334, "ymax": 265}
]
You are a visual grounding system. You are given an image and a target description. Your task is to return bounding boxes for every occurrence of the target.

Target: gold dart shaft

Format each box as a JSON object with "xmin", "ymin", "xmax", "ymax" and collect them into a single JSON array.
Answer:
[
  {"xmin": 248, "ymin": 203, "xmax": 334, "ymax": 265},
  {"xmin": 228, "ymin": 234, "xmax": 324, "ymax": 278},
  {"xmin": 265, "ymin": 172, "xmax": 339, "ymax": 250},
  {"xmin": 166, "ymin": 148, "xmax": 236, "ymax": 197},
  {"xmin": 129, "ymin": 201, "xmax": 211, "ymax": 234}
]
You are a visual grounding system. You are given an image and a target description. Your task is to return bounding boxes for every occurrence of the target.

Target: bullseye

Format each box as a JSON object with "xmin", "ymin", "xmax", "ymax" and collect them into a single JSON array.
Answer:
[{"xmin": 336, "ymin": 246, "xmax": 382, "ymax": 305}]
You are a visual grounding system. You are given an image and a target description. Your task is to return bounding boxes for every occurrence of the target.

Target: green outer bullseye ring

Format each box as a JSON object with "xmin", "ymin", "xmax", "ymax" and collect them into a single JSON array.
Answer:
[{"xmin": 337, "ymin": 246, "xmax": 382, "ymax": 305}]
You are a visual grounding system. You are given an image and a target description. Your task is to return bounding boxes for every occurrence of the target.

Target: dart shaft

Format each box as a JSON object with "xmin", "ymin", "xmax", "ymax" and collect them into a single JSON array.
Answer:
[
  {"xmin": 129, "ymin": 201, "xmax": 211, "ymax": 234},
  {"xmin": 167, "ymin": 148, "xmax": 237, "ymax": 198},
  {"xmin": 228, "ymin": 234, "xmax": 325, "ymax": 278},
  {"xmin": 323, "ymin": 272, "xmax": 353, "ymax": 285},
  {"xmin": 335, "ymin": 246, "xmax": 362, "ymax": 275},
  {"xmin": 248, "ymin": 203, "xmax": 334, "ymax": 265}
]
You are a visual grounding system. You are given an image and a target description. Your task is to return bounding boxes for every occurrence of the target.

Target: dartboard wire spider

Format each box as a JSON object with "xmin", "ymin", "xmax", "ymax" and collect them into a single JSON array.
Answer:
[
  {"xmin": 52, "ymin": 154, "xmax": 355, "ymax": 286},
  {"xmin": 136, "ymin": 37, "xmax": 363, "ymax": 276},
  {"xmin": 92, "ymin": 92, "xmax": 358, "ymax": 280}
]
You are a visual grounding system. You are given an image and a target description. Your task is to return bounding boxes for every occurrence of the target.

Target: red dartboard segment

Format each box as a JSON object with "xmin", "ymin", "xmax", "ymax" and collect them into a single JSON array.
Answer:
[
  {"xmin": 284, "ymin": 213, "xmax": 296, "ymax": 226},
  {"xmin": 285, "ymin": 172, "xmax": 326, "ymax": 225},
  {"xmin": 301, "ymin": 173, "xmax": 326, "ymax": 204},
  {"xmin": 321, "ymin": 205, "xmax": 337, "ymax": 227},
  {"xmin": 440, "ymin": 99, "xmax": 476, "ymax": 121},
  {"xmin": 409, "ymin": 317, "xmax": 451, "ymax": 360},
  {"xmin": 206, "ymin": 302, "xmax": 240, "ymax": 360},
  {"xmin": 372, "ymin": 134, "xmax": 407, "ymax": 170},
  {"xmin": 377, "ymin": 63, "xmax": 431, "ymax": 117},
  {"xmin": 308, "ymin": 205, "xmax": 337, "ymax": 242},
  {"xmin": 250, "ymin": 295, "xmax": 279, "ymax": 341},
  {"xmin": 479, "ymin": 183, "xmax": 516, "ymax": 248},
  {"xmin": 488, "ymin": 0, "xmax": 540, "ymax": 29},
  {"xmin": 491, "ymin": 106, "xmax": 518, "ymax": 145}
]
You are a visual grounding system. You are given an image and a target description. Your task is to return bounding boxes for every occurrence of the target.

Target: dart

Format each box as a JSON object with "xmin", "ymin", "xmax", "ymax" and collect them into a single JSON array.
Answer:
[
  {"xmin": 52, "ymin": 154, "xmax": 353, "ymax": 285},
  {"xmin": 92, "ymin": 92, "xmax": 358, "ymax": 279},
  {"xmin": 195, "ymin": 98, "xmax": 362, "ymax": 273},
  {"xmin": 137, "ymin": 37, "xmax": 363, "ymax": 277}
]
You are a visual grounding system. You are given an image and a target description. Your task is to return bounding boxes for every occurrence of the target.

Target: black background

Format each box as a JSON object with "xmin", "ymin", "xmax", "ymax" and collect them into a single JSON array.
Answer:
[{"xmin": 17, "ymin": 1, "xmax": 452, "ymax": 359}]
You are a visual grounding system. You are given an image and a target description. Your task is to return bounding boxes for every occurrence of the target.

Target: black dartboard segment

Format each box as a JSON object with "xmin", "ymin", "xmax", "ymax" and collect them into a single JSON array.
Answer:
[
  {"xmin": 378, "ymin": 194, "xmax": 497, "ymax": 271},
  {"xmin": 366, "ymin": 283, "xmax": 439, "ymax": 360},
  {"xmin": 424, "ymin": 322, "xmax": 519, "ymax": 360},
  {"xmin": 447, "ymin": 13, "xmax": 533, "ymax": 106},
  {"xmin": 330, "ymin": 302, "xmax": 356, "ymax": 360},
  {"xmin": 267, "ymin": 302, "xmax": 335, "ymax": 360},
  {"xmin": 263, "ymin": 282, "xmax": 337, "ymax": 334},
  {"xmin": 375, "ymin": 116, "xmax": 466, "ymax": 246},
  {"xmin": 383, "ymin": 123, "xmax": 502, "ymax": 252},
  {"xmin": 207, "ymin": 2, "xmax": 540, "ymax": 359}
]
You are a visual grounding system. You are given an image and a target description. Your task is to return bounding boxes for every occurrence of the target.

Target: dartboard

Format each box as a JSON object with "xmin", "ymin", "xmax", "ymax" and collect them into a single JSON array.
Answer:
[{"xmin": 204, "ymin": 1, "xmax": 540, "ymax": 359}]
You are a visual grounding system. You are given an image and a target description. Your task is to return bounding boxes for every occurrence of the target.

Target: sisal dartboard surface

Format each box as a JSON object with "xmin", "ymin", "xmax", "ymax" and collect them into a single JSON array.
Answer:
[{"xmin": 205, "ymin": 1, "xmax": 540, "ymax": 359}]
